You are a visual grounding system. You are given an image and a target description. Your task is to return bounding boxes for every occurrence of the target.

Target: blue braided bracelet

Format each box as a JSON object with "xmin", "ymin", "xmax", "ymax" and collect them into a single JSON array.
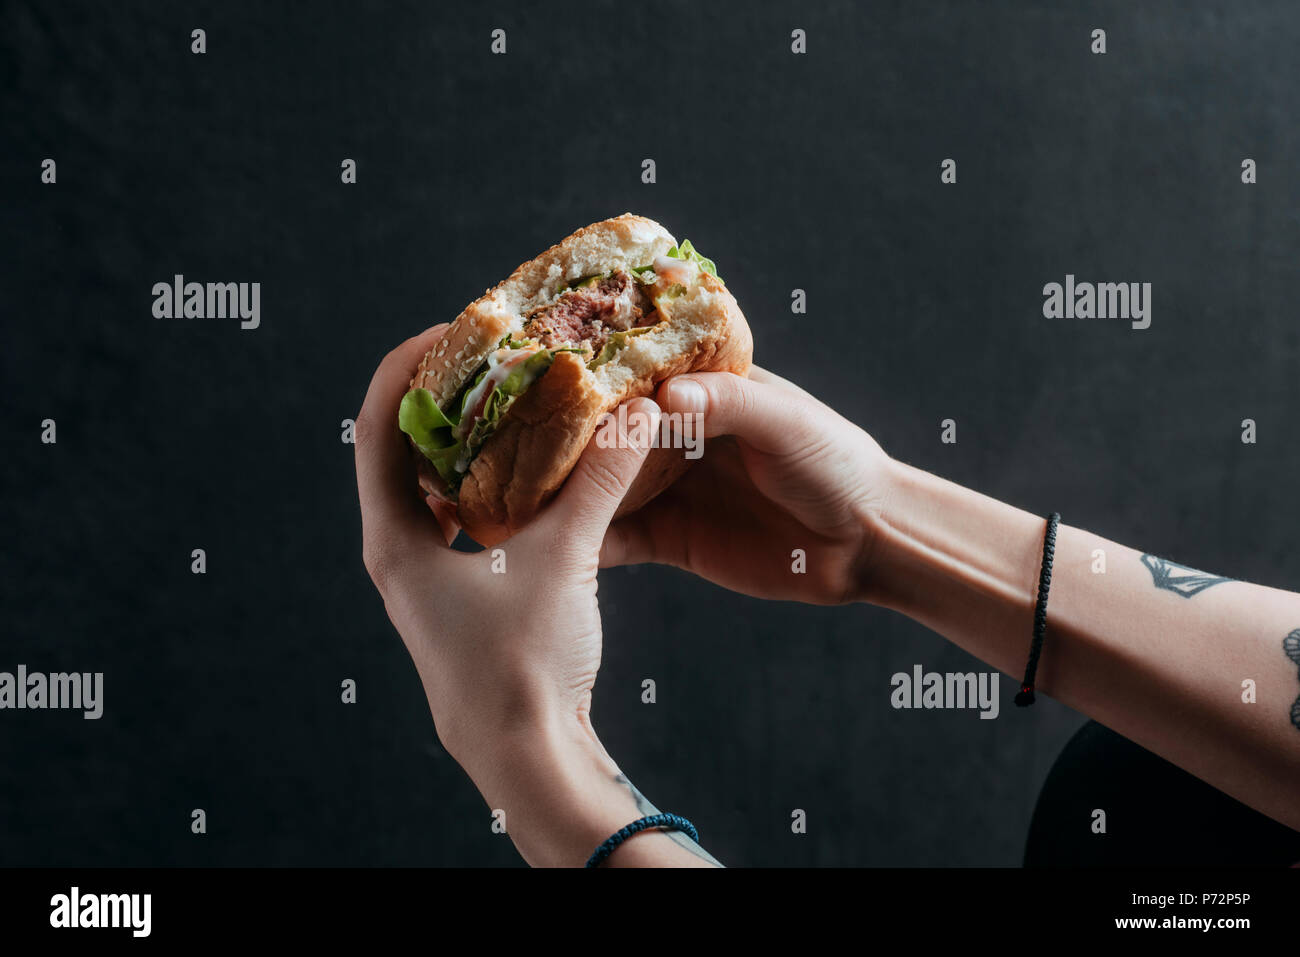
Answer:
[{"xmin": 585, "ymin": 813, "xmax": 700, "ymax": 868}]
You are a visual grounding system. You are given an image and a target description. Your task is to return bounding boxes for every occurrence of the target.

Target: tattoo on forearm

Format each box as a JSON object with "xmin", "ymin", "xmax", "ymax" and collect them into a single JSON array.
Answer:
[
  {"xmin": 1140, "ymin": 554, "xmax": 1233, "ymax": 598},
  {"xmin": 1284, "ymin": 630, "xmax": 1300, "ymax": 732},
  {"xmin": 614, "ymin": 773, "xmax": 723, "ymax": 867}
]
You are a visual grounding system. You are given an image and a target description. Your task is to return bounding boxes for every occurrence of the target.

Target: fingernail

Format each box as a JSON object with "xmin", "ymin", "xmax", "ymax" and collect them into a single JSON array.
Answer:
[{"xmin": 666, "ymin": 378, "xmax": 707, "ymax": 414}]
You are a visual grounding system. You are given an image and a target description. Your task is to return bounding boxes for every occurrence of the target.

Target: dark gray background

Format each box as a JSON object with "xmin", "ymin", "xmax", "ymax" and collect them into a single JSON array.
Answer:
[{"xmin": 4, "ymin": 0, "xmax": 1298, "ymax": 866}]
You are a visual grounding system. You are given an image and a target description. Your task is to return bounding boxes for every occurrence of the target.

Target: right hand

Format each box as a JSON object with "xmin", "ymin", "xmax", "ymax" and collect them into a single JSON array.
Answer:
[{"xmin": 600, "ymin": 366, "xmax": 894, "ymax": 605}]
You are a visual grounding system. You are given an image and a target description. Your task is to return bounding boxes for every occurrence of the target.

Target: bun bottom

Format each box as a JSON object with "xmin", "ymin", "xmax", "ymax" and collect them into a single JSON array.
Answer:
[{"xmin": 418, "ymin": 440, "xmax": 696, "ymax": 544}]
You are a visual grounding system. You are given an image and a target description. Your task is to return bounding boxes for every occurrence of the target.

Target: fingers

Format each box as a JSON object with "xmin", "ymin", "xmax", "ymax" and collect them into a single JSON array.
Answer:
[
  {"xmin": 542, "ymin": 397, "xmax": 662, "ymax": 547},
  {"xmin": 600, "ymin": 507, "xmax": 663, "ymax": 569},
  {"xmin": 424, "ymin": 492, "xmax": 463, "ymax": 547},
  {"xmin": 355, "ymin": 325, "xmax": 450, "ymax": 551},
  {"xmin": 655, "ymin": 371, "xmax": 819, "ymax": 456},
  {"xmin": 747, "ymin": 364, "xmax": 811, "ymax": 397}
]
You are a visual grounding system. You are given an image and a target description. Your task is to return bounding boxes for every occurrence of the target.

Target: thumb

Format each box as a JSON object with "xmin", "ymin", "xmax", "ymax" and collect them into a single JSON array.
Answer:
[
  {"xmin": 656, "ymin": 371, "xmax": 817, "ymax": 456},
  {"xmin": 545, "ymin": 397, "xmax": 661, "ymax": 544}
]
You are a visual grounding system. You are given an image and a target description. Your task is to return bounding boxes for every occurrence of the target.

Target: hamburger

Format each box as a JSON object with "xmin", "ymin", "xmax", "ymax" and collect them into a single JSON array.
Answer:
[{"xmin": 397, "ymin": 213, "xmax": 753, "ymax": 545}]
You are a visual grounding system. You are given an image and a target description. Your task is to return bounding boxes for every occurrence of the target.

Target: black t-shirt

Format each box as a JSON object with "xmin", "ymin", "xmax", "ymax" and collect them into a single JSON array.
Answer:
[{"xmin": 1024, "ymin": 721, "xmax": 1300, "ymax": 867}]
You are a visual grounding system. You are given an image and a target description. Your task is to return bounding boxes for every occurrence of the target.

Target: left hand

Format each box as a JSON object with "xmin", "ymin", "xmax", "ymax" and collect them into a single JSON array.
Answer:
[
  {"xmin": 356, "ymin": 324, "xmax": 717, "ymax": 867},
  {"xmin": 355, "ymin": 322, "xmax": 661, "ymax": 770}
]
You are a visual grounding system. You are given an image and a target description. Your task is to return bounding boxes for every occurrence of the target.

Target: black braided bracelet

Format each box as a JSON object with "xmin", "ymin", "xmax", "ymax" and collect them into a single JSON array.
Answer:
[
  {"xmin": 585, "ymin": 813, "xmax": 700, "ymax": 868},
  {"xmin": 1015, "ymin": 512, "xmax": 1060, "ymax": 708}
]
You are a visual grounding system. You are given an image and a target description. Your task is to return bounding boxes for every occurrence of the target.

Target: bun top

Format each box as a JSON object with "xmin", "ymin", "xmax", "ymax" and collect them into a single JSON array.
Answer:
[
  {"xmin": 495, "ymin": 213, "xmax": 675, "ymax": 315},
  {"xmin": 411, "ymin": 214, "xmax": 676, "ymax": 408}
]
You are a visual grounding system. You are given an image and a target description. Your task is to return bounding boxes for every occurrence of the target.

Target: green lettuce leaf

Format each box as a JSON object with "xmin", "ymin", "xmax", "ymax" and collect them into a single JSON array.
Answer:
[
  {"xmin": 400, "ymin": 338, "xmax": 614, "ymax": 489},
  {"xmin": 421, "ymin": 443, "xmax": 465, "ymax": 484},
  {"xmin": 588, "ymin": 326, "xmax": 655, "ymax": 370},
  {"xmin": 666, "ymin": 239, "xmax": 720, "ymax": 281},
  {"xmin": 500, "ymin": 350, "xmax": 555, "ymax": 394},
  {"xmin": 399, "ymin": 387, "xmax": 464, "ymax": 486},
  {"xmin": 465, "ymin": 350, "xmax": 560, "ymax": 451},
  {"xmin": 402, "ymin": 344, "xmax": 584, "ymax": 488},
  {"xmin": 554, "ymin": 272, "xmax": 607, "ymax": 295},
  {"xmin": 399, "ymin": 387, "xmax": 457, "ymax": 444}
]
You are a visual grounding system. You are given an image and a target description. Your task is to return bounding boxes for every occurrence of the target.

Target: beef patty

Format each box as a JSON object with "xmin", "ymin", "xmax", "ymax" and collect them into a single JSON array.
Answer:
[{"xmin": 522, "ymin": 271, "xmax": 657, "ymax": 355}]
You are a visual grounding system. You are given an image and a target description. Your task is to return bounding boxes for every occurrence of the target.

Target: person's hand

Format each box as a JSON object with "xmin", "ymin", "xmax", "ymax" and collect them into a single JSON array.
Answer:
[
  {"xmin": 354, "ymin": 324, "xmax": 718, "ymax": 866},
  {"xmin": 600, "ymin": 367, "xmax": 893, "ymax": 605},
  {"xmin": 355, "ymin": 322, "xmax": 661, "ymax": 767}
]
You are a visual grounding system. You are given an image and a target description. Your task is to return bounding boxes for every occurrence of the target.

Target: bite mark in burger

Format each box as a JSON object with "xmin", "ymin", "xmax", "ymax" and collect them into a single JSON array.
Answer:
[{"xmin": 397, "ymin": 214, "xmax": 753, "ymax": 546}]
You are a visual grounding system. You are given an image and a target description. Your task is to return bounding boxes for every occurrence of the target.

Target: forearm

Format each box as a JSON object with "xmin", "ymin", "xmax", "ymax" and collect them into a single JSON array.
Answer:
[
  {"xmin": 453, "ymin": 719, "xmax": 721, "ymax": 868},
  {"xmin": 864, "ymin": 459, "xmax": 1300, "ymax": 831}
]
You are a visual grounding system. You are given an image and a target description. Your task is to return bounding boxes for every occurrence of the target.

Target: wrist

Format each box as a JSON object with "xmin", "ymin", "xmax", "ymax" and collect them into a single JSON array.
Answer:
[
  {"xmin": 427, "ymin": 663, "xmax": 577, "ymax": 771},
  {"xmin": 452, "ymin": 712, "xmax": 639, "ymax": 867},
  {"xmin": 833, "ymin": 455, "xmax": 906, "ymax": 606},
  {"xmin": 849, "ymin": 455, "xmax": 910, "ymax": 605},
  {"xmin": 858, "ymin": 460, "xmax": 1044, "ymax": 629},
  {"xmin": 451, "ymin": 710, "xmax": 720, "ymax": 867},
  {"xmin": 437, "ymin": 684, "xmax": 600, "ymax": 790}
]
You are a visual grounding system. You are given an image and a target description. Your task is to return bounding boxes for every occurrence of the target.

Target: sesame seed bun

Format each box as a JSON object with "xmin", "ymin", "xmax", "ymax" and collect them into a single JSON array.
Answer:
[{"xmin": 407, "ymin": 213, "xmax": 753, "ymax": 545}]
